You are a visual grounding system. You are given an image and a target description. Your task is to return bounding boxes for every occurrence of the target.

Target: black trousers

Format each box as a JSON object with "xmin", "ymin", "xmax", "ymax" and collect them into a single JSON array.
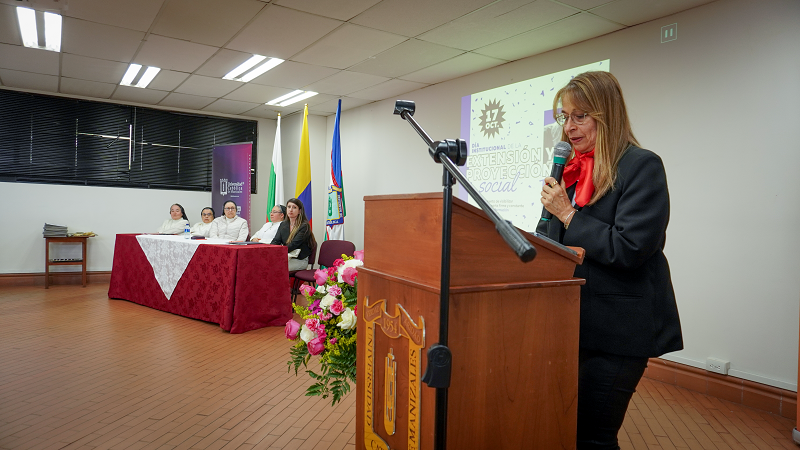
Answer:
[{"xmin": 577, "ymin": 349, "xmax": 649, "ymax": 450}]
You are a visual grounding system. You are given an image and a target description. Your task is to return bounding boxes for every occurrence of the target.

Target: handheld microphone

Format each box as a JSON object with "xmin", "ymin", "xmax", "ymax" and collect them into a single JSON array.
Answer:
[{"xmin": 541, "ymin": 141, "xmax": 572, "ymax": 221}]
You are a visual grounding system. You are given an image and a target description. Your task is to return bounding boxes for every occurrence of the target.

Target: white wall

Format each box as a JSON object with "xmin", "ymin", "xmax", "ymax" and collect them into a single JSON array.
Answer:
[
  {"xmin": 2, "ymin": 0, "xmax": 797, "ymax": 391},
  {"xmin": 316, "ymin": 0, "xmax": 800, "ymax": 390}
]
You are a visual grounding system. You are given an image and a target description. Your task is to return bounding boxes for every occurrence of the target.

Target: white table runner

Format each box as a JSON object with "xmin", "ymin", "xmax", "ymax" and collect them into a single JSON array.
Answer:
[{"xmin": 135, "ymin": 235, "xmax": 228, "ymax": 300}]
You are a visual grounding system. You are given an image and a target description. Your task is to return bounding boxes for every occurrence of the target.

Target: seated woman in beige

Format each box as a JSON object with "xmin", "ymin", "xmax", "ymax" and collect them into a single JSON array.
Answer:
[
  {"xmin": 190, "ymin": 207, "xmax": 214, "ymax": 237},
  {"xmin": 157, "ymin": 204, "xmax": 190, "ymax": 234},
  {"xmin": 251, "ymin": 205, "xmax": 285, "ymax": 242},
  {"xmin": 209, "ymin": 201, "xmax": 249, "ymax": 241}
]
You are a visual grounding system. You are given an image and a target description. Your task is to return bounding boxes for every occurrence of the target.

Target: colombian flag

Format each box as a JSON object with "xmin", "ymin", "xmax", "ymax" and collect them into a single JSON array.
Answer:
[{"xmin": 295, "ymin": 105, "xmax": 312, "ymax": 226}]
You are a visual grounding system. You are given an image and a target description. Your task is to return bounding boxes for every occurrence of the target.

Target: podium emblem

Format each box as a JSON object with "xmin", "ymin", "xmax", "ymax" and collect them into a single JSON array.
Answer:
[{"xmin": 363, "ymin": 297, "xmax": 425, "ymax": 450}]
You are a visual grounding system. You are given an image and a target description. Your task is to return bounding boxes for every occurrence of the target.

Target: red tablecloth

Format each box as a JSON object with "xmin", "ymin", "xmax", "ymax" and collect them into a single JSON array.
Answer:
[{"xmin": 108, "ymin": 234, "xmax": 291, "ymax": 333}]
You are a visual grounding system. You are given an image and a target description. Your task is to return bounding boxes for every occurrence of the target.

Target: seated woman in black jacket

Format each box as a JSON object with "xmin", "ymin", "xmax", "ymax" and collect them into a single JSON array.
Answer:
[{"xmin": 271, "ymin": 197, "xmax": 316, "ymax": 271}]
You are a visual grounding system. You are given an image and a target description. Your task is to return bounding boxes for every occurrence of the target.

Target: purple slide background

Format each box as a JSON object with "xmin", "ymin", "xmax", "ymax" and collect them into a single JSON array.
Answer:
[{"xmin": 212, "ymin": 143, "xmax": 252, "ymax": 226}]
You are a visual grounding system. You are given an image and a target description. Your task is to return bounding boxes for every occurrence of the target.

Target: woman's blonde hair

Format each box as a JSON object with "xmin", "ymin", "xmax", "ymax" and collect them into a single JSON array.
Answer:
[{"xmin": 553, "ymin": 71, "xmax": 639, "ymax": 204}]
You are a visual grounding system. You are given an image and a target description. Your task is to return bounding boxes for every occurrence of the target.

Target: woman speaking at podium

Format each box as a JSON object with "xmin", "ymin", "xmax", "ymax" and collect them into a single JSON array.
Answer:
[{"xmin": 537, "ymin": 71, "xmax": 683, "ymax": 450}]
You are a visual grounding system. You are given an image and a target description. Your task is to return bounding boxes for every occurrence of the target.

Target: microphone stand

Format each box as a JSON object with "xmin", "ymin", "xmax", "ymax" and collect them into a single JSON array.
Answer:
[{"xmin": 393, "ymin": 100, "xmax": 536, "ymax": 450}]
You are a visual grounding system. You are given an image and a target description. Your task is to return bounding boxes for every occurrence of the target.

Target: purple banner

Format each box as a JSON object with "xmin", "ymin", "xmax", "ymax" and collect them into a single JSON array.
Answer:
[{"xmin": 212, "ymin": 143, "xmax": 252, "ymax": 226}]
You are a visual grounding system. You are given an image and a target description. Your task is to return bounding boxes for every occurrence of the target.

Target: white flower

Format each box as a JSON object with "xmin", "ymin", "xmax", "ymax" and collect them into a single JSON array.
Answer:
[
  {"xmin": 299, "ymin": 324, "xmax": 317, "ymax": 343},
  {"xmin": 337, "ymin": 308, "xmax": 356, "ymax": 330},
  {"xmin": 337, "ymin": 259, "xmax": 364, "ymax": 283},
  {"xmin": 316, "ymin": 284, "xmax": 327, "ymax": 294},
  {"xmin": 319, "ymin": 294, "xmax": 337, "ymax": 310}
]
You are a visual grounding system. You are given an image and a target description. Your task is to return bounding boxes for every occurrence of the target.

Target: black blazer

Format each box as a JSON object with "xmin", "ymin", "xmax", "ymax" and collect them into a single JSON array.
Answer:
[
  {"xmin": 537, "ymin": 146, "xmax": 683, "ymax": 358},
  {"xmin": 270, "ymin": 221, "xmax": 313, "ymax": 260}
]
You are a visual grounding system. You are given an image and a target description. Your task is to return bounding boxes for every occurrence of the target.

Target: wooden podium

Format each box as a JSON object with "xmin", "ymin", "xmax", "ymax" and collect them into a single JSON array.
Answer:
[{"xmin": 356, "ymin": 193, "xmax": 585, "ymax": 450}]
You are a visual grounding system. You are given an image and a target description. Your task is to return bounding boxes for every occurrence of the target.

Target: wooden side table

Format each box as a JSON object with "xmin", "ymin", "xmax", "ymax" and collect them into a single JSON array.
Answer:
[{"xmin": 45, "ymin": 236, "xmax": 90, "ymax": 288}]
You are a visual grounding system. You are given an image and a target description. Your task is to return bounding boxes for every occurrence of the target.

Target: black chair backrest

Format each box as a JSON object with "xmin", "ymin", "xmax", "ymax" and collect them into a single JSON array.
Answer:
[{"xmin": 318, "ymin": 240, "xmax": 355, "ymax": 268}]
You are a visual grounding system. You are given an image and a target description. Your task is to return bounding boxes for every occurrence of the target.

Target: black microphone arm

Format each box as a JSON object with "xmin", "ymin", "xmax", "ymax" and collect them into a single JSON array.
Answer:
[{"xmin": 393, "ymin": 100, "xmax": 537, "ymax": 263}]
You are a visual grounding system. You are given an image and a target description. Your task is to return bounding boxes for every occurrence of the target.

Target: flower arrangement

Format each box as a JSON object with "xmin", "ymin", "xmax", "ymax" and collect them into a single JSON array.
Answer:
[{"xmin": 285, "ymin": 250, "xmax": 363, "ymax": 405}]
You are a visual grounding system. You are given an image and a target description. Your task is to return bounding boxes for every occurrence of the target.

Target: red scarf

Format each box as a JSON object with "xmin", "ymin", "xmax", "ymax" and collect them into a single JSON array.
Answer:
[{"xmin": 562, "ymin": 149, "xmax": 595, "ymax": 207}]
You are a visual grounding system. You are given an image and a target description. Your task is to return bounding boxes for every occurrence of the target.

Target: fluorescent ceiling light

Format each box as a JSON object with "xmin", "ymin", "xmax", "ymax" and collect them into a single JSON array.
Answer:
[
  {"xmin": 267, "ymin": 90, "xmax": 304, "ymax": 106},
  {"xmin": 43, "ymin": 12, "xmax": 61, "ymax": 52},
  {"xmin": 120, "ymin": 64, "xmax": 142, "ymax": 86},
  {"xmin": 16, "ymin": 7, "xmax": 38, "ymax": 48},
  {"xmin": 239, "ymin": 57, "xmax": 284, "ymax": 82},
  {"xmin": 136, "ymin": 67, "xmax": 160, "ymax": 88},
  {"xmin": 223, "ymin": 55, "xmax": 266, "ymax": 80},
  {"xmin": 279, "ymin": 91, "xmax": 317, "ymax": 107}
]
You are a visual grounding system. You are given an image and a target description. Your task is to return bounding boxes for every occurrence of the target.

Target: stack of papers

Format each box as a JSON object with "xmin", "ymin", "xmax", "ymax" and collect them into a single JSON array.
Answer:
[{"xmin": 43, "ymin": 223, "xmax": 68, "ymax": 237}]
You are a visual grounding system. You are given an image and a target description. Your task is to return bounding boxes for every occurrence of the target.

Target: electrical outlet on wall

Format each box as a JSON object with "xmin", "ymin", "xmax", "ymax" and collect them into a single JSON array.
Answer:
[{"xmin": 706, "ymin": 357, "xmax": 730, "ymax": 375}]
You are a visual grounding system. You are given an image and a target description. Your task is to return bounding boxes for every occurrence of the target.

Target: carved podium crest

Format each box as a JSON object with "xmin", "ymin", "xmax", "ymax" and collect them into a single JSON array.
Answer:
[{"xmin": 362, "ymin": 297, "xmax": 425, "ymax": 450}]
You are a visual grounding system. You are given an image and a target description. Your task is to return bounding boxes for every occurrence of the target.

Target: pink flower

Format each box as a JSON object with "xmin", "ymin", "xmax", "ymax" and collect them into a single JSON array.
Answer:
[
  {"xmin": 299, "ymin": 284, "xmax": 316, "ymax": 297},
  {"xmin": 329, "ymin": 299, "xmax": 344, "ymax": 315},
  {"xmin": 314, "ymin": 269, "xmax": 329, "ymax": 286},
  {"xmin": 333, "ymin": 258, "xmax": 345, "ymax": 268},
  {"xmin": 354, "ymin": 305, "xmax": 358, "ymax": 316},
  {"xmin": 354, "ymin": 250, "xmax": 364, "ymax": 261},
  {"xmin": 317, "ymin": 311, "xmax": 332, "ymax": 321},
  {"xmin": 327, "ymin": 285, "xmax": 342, "ymax": 297},
  {"xmin": 307, "ymin": 337, "xmax": 326, "ymax": 355},
  {"xmin": 327, "ymin": 266, "xmax": 337, "ymax": 277},
  {"xmin": 285, "ymin": 320, "xmax": 300, "ymax": 340},
  {"xmin": 342, "ymin": 267, "xmax": 358, "ymax": 286},
  {"xmin": 329, "ymin": 338, "xmax": 337, "ymax": 345},
  {"xmin": 305, "ymin": 318, "xmax": 321, "ymax": 334}
]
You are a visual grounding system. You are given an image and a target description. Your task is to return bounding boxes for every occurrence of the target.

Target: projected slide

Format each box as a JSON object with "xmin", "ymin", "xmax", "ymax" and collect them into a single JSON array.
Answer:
[{"xmin": 459, "ymin": 60, "xmax": 609, "ymax": 232}]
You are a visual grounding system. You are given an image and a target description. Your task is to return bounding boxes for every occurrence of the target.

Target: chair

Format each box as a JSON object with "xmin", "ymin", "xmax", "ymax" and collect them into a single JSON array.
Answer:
[
  {"xmin": 289, "ymin": 240, "xmax": 317, "ymax": 301},
  {"xmin": 291, "ymin": 240, "xmax": 355, "ymax": 302}
]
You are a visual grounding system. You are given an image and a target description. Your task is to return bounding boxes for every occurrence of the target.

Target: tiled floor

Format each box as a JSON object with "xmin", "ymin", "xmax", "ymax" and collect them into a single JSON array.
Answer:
[{"xmin": 0, "ymin": 283, "xmax": 796, "ymax": 449}]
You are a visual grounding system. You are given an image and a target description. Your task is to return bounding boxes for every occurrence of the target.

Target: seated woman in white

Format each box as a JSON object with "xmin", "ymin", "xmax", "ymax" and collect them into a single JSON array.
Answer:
[
  {"xmin": 190, "ymin": 207, "xmax": 214, "ymax": 237},
  {"xmin": 250, "ymin": 205, "xmax": 285, "ymax": 242},
  {"xmin": 157, "ymin": 204, "xmax": 190, "ymax": 234},
  {"xmin": 209, "ymin": 200, "xmax": 249, "ymax": 241}
]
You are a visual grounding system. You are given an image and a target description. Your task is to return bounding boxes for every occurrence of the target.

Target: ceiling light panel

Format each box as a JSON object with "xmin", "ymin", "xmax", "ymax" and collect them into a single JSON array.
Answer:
[
  {"xmin": 16, "ymin": 7, "xmax": 62, "ymax": 52},
  {"xmin": 120, "ymin": 64, "xmax": 160, "ymax": 88},
  {"xmin": 223, "ymin": 56, "xmax": 285, "ymax": 82}
]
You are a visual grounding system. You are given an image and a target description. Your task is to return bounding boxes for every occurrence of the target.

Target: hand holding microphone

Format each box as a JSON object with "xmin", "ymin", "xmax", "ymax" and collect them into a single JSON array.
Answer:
[{"xmin": 541, "ymin": 141, "xmax": 574, "ymax": 222}]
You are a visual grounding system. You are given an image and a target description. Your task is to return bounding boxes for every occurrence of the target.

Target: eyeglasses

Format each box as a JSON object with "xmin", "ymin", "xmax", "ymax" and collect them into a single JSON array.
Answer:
[
  {"xmin": 270, "ymin": 210, "xmax": 282, "ymax": 214},
  {"xmin": 555, "ymin": 111, "xmax": 590, "ymax": 126},
  {"xmin": 224, "ymin": 207, "xmax": 236, "ymax": 211},
  {"xmin": 201, "ymin": 213, "xmax": 213, "ymax": 216}
]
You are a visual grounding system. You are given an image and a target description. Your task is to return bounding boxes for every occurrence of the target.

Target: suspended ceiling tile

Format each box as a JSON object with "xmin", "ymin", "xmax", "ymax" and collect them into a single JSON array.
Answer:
[
  {"xmin": 349, "ymin": 0, "xmax": 497, "ymax": 37},
  {"xmin": 347, "ymin": 39, "xmax": 463, "ymax": 78},
  {"xmin": 111, "ymin": 86, "xmax": 170, "ymax": 105},
  {"xmin": 0, "ymin": 4, "xmax": 21, "ymax": 46},
  {"xmin": 174, "ymin": 75, "xmax": 242, "ymax": 98},
  {"xmin": 292, "ymin": 24, "xmax": 408, "ymax": 70},
  {"xmin": 226, "ymin": 5, "xmax": 342, "ymax": 60},
  {"xmin": 61, "ymin": 18, "xmax": 145, "ymax": 62},
  {"xmin": 418, "ymin": 0, "xmax": 576, "ymax": 51},
  {"xmin": 241, "ymin": 105, "xmax": 279, "ymax": 119},
  {"xmin": 61, "ymin": 54, "xmax": 129, "ymax": 84},
  {"xmin": 195, "ymin": 49, "xmax": 255, "ymax": 78},
  {"xmin": 474, "ymin": 12, "xmax": 623, "ymax": 61},
  {"xmin": 274, "ymin": 0, "xmax": 381, "ymax": 21},
  {"xmin": 308, "ymin": 96, "xmax": 374, "ymax": 114},
  {"xmin": 0, "ymin": 69, "xmax": 58, "ymax": 92},
  {"xmin": 64, "ymin": 0, "xmax": 163, "ymax": 32},
  {"xmin": 0, "ymin": 43, "xmax": 60, "ymax": 75},
  {"xmin": 558, "ymin": 0, "xmax": 618, "ymax": 9},
  {"xmin": 349, "ymin": 79, "xmax": 429, "ymax": 101},
  {"xmin": 151, "ymin": 0, "xmax": 266, "ymax": 47},
  {"xmin": 147, "ymin": 70, "xmax": 191, "ymax": 92},
  {"xmin": 248, "ymin": 61, "xmax": 340, "ymax": 90},
  {"xmin": 304, "ymin": 71, "xmax": 388, "ymax": 96},
  {"xmin": 591, "ymin": 0, "xmax": 715, "ymax": 26},
  {"xmin": 399, "ymin": 52, "xmax": 507, "ymax": 84},
  {"xmin": 223, "ymin": 83, "xmax": 296, "ymax": 103},
  {"xmin": 135, "ymin": 34, "xmax": 218, "ymax": 73},
  {"xmin": 60, "ymin": 78, "xmax": 117, "ymax": 99},
  {"xmin": 203, "ymin": 98, "xmax": 263, "ymax": 115},
  {"xmin": 159, "ymin": 92, "xmax": 217, "ymax": 110}
]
